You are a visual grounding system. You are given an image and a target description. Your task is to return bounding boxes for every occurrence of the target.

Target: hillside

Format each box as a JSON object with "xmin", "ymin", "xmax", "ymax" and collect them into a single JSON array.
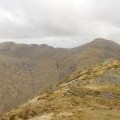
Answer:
[
  {"xmin": 0, "ymin": 42, "xmax": 69, "ymax": 115},
  {"xmin": 0, "ymin": 38, "xmax": 120, "ymax": 115},
  {"xmin": 1, "ymin": 59, "xmax": 120, "ymax": 120}
]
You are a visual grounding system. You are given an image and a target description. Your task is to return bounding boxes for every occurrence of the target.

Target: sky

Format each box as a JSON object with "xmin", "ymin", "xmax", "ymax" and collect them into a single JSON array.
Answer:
[{"xmin": 0, "ymin": 0, "xmax": 120, "ymax": 48}]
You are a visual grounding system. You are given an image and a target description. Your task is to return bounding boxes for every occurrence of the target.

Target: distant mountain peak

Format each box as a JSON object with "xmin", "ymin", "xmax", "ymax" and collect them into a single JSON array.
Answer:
[
  {"xmin": 90, "ymin": 38, "xmax": 120, "ymax": 48},
  {"xmin": 39, "ymin": 44, "xmax": 54, "ymax": 48},
  {"xmin": 40, "ymin": 44, "xmax": 48, "ymax": 47},
  {"xmin": 0, "ymin": 41, "xmax": 15, "ymax": 46},
  {"xmin": 92, "ymin": 38, "xmax": 111, "ymax": 43}
]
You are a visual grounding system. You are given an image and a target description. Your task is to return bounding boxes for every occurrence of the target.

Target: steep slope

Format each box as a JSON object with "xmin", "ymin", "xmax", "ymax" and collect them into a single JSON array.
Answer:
[
  {"xmin": 1, "ymin": 59, "xmax": 120, "ymax": 120},
  {"xmin": 61, "ymin": 38, "xmax": 120, "ymax": 73},
  {"xmin": 0, "ymin": 42, "xmax": 70, "ymax": 115},
  {"xmin": 0, "ymin": 38, "xmax": 120, "ymax": 115},
  {"xmin": 51, "ymin": 38, "xmax": 120, "ymax": 80}
]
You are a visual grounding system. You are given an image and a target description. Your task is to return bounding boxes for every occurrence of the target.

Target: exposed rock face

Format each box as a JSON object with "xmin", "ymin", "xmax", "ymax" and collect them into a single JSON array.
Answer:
[{"xmin": 0, "ymin": 38, "xmax": 120, "ymax": 115}]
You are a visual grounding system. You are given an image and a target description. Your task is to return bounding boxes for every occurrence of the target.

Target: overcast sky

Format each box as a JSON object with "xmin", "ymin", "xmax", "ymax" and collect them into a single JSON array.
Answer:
[{"xmin": 0, "ymin": 0, "xmax": 120, "ymax": 48}]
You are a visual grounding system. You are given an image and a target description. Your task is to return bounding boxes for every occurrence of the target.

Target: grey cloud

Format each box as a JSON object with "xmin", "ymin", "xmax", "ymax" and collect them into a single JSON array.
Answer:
[{"xmin": 0, "ymin": 0, "xmax": 120, "ymax": 48}]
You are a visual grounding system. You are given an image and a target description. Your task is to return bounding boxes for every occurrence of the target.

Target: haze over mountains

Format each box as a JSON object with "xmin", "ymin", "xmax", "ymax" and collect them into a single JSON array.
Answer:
[{"xmin": 0, "ymin": 38, "xmax": 120, "ymax": 116}]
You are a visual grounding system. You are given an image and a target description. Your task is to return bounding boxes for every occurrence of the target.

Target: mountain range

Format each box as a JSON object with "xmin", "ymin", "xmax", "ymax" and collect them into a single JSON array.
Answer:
[{"xmin": 0, "ymin": 38, "xmax": 120, "ymax": 119}]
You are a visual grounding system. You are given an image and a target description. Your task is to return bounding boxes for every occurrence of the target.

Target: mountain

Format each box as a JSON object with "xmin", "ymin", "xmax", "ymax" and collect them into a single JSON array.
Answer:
[
  {"xmin": 1, "ymin": 59, "xmax": 120, "ymax": 120},
  {"xmin": 0, "ymin": 38, "xmax": 120, "ymax": 116},
  {"xmin": 0, "ymin": 42, "xmax": 69, "ymax": 115}
]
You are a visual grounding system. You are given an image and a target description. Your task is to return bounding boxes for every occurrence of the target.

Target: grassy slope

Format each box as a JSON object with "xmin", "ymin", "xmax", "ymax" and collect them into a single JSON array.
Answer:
[{"xmin": 1, "ymin": 59, "xmax": 120, "ymax": 120}]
